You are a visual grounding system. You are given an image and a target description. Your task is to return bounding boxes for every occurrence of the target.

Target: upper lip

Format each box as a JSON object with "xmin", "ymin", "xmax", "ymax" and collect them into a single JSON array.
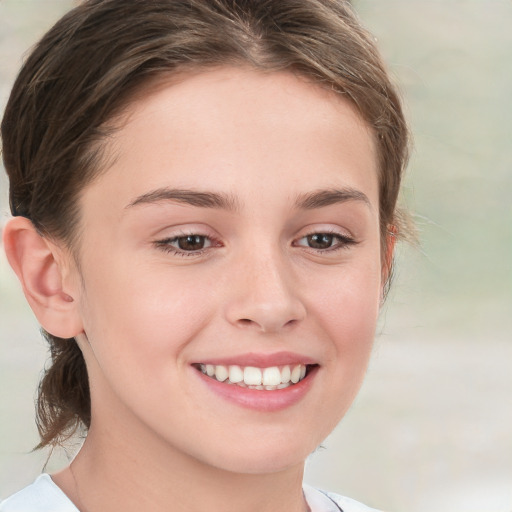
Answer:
[{"xmin": 192, "ymin": 351, "xmax": 318, "ymax": 367}]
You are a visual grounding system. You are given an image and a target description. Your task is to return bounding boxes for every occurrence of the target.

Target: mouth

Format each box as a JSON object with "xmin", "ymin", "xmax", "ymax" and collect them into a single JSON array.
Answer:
[{"xmin": 193, "ymin": 363, "xmax": 316, "ymax": 391}]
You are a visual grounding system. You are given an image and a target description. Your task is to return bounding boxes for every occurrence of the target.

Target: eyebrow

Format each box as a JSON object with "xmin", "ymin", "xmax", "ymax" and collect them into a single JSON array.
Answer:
[
  {"xmin": 294, "ymin": 188, "xmax": 372, "ymax": 210},
  {"xmin": 125, "ymin": 186, "xmax": 371, "ymax": 212},
  {"xmin": 126, "ymin": 188, "xmax": 239, "ymax": 211}
]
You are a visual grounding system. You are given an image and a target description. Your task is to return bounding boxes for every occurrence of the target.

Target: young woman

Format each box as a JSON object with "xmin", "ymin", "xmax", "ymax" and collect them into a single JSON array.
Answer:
[{"xmin": 0, "ymin": 1, "xmax": 409, "ymax": 511}]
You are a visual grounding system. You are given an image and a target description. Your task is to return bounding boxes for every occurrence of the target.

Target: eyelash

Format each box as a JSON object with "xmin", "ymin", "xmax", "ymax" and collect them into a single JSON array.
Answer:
[
  {"xmin": 293, "ymin": 230, "xmax": 358, "ymax": 253},
  {"xmin": 154, "ymin": 233, "xmax": 220, "ymax": 257},
  {"xmin": 154, "ymin": 229, "xmax": 357, "ymax": 257}
]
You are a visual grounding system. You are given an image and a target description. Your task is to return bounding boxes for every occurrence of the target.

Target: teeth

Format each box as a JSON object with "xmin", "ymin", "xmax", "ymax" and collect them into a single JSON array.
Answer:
[
  {"xmin": 215, "ymin": 365, "xmax": 229, "ymax": 382},
  {"xmin": 244, "ymin": 367, "xmax": 262, "ymax": 386},
  {"xmin": 290, "ymin": 365, "xmax": 302, "ymax": 384},
  {"xmin": 262, "ymin": 367, "xmax": 281, "ymax": 386},
  {"xmin": 281, "ymin": 365, "xmax": 291, "ymax": 383},
  {"xmin": 199, "ymin": 363, "xmax": 309, "ymax": 389},
  {"xmin": 228, "ymin": 365, "xmax": 243, "ymax": 383}
]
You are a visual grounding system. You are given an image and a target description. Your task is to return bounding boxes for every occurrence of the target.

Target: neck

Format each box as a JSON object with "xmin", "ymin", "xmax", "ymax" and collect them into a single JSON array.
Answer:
[{"xmin": 55, "ymin": 422, "xmax": 308, "ymax": 512}]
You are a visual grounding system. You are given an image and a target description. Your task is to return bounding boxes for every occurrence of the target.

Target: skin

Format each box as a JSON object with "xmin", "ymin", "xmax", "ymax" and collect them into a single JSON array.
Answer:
[{"xmin": 4, "ymin": 67, "xmax": 391, "ymax": 512}]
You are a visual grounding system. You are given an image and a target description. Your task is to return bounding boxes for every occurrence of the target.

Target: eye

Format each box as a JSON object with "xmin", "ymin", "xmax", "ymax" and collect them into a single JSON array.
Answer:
[
  {"xmin": 174, "ymin": 234, "xmax": 209, "ymax": 251},
  {"xmin": 154, "ymin": 233, "xmax": 216, "ymax": 255},
  {"xmin": 305, "ymin": 233, "xmax": 337, "ymax": 250},
  {"xmin": 294, "ymin": 231, "xmax": 356, "ymax": 251}
]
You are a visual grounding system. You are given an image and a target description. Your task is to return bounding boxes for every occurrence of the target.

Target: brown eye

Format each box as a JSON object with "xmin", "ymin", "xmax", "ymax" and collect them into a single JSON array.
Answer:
[
  {"xmin": 294, "ymin": 231, "xmax": 357, "ymax": 252},
  {"xmin": 306, "ymin": 233, "xmax": 336, "ymax": 249},
  {"xmin": 154, "ymin": 233, "xmax": 217, "ymax": 256},
  {"xmin": 177, "ymin": 235, "xmax": 207, "ymax": 251}
]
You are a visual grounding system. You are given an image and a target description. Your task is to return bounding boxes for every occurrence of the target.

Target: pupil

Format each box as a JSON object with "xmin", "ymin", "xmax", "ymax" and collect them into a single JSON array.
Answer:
[
  {"xmin": 308, "ymin": 234, "xmax": 333, "ymax": 249},
  {"xmin": 178, "ymin": 235, "xmax": 205, "ymax": 251}
]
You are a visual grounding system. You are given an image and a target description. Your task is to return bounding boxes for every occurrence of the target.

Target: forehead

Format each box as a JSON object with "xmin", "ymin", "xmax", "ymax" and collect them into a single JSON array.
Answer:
[
  {"xmin": 120, "ymin": 66, "xmax": 375, "ymax": 155},
  {"xmin": 82, "ymin": 66, "xmax": 378, "ymax": 217}
]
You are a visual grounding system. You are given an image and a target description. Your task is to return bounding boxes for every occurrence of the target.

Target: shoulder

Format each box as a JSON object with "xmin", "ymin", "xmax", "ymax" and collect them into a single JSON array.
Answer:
[
  {"xmin": 2, "ymin": 477, "xmax": 380, "ymax": 512},
  {"xmin": 303, "ymin": 484, "xmax": 382, "ymax": 512},
  {"xmin": 322, "ymin": 490, "xmax": 382, "ymax": 512},
  {"xmin": 0, "ymin": 474, "xmax": 78, "ymax": 512}
]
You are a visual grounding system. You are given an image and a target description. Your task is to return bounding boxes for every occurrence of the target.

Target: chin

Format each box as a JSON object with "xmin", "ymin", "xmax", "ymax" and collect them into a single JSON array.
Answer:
[{"xmin": 197, "ymin": 436, "xmax": 317, "ymax": 476}]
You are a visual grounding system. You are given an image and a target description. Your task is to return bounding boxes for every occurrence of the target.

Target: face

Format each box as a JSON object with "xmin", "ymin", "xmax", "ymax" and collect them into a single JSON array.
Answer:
[{"xmin": 68, "ymin": 67, "xmax": 384, "ymax": 475}]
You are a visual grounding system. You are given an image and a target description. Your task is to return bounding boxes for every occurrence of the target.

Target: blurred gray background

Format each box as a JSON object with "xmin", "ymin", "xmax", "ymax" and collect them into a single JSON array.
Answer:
[{"xmin": 1, "ymin": 1, "xmax": 511, "ymax": 511}]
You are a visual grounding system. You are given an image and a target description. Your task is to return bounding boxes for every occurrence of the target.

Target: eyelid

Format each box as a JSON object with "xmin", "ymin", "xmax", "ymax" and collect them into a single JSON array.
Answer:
[
  {"xmin": 292, "ymin": 227, "xmax": 358, "ymax": 252},
  {"xmin": 152, "ymin": 226, "xmax": 223, "ymax": 257}
]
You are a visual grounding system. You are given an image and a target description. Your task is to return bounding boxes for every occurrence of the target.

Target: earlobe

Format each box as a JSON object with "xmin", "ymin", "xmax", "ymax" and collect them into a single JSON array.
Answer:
[{"xmin": 3, "ymin": 216, "xmax": 83, "ymax": 338}]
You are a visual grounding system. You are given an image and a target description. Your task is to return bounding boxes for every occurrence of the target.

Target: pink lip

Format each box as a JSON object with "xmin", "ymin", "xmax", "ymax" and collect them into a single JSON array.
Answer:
[
  {"xmin": 194, "ymin": 364, "xmax": 319, "ymax": 412},
  {"xmin": 192, "ymin": 351, "xmax": 317, "ymax": 367}
]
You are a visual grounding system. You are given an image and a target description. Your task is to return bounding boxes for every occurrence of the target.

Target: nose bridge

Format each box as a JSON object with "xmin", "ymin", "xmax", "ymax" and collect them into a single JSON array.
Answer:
[{"xmin": 224, "ymin": 244, "xmax": 306, "ymax": 333}]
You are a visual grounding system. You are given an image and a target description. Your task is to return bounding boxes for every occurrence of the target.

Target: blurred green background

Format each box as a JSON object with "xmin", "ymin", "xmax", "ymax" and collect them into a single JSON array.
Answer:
[{"xmin": 1, "ymin": 1, "xmax": 511, "ymax": 511}]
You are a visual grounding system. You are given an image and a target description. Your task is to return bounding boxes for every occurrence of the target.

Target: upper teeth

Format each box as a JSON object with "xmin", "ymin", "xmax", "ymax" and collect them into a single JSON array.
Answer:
[{"xmin": 199, "ymin": 364, "xmax": 308, "ymax": 389}]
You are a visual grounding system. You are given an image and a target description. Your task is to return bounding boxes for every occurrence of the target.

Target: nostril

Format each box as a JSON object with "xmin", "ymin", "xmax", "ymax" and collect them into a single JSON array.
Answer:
[
  {"xmin": 228, "ymin": 296, "xmax": 307, "ymax": 333},
  {"xmin": 235, "ymin": 316, "xmax": 300, "ymax": 333}
]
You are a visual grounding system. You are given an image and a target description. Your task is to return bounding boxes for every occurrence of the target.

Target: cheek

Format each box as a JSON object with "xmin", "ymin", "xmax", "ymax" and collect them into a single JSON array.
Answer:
[
  {"xmin": 292, "ymin": 262, "xmax": 382, "ymax": 441},
  {"xmin": 77, "ymin": 258, "xmax": 216, "ymax": 371},
  {"xmin": 306, "ymin": 259, "xmax": 382, "ymax": 390},
  {"xmin": 75, "ymin": 264, "xmax": 216, "ymax": 428},
  {"xmin": 311, "ymin": 260, "xmax": 381, "ymax": 338}
]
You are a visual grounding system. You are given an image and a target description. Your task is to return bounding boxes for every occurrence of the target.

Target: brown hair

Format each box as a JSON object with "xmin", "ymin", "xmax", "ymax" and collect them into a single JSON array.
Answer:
[{"xmin": 1, "ymin": 0, "xmax": 409, "ymax": 448}]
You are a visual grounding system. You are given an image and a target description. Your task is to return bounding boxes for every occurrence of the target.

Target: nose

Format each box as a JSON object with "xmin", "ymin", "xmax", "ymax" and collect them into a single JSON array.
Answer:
[{"xmin": 223, "ymin": 251, "xmax": 306, "ymax": 333}]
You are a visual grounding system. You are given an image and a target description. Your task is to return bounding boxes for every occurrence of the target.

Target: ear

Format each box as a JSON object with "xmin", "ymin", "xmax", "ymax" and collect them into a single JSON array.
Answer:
[
  {"xmin": 381, "ymin": 224, "xmax": 397, "ymax": 293},
  {"xmin": 3, "ymin": 217, "xmax": 84, "ymax": 338}
]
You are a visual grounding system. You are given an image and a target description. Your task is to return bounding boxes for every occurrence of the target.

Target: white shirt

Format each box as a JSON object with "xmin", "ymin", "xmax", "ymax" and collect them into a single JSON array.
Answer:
[{"xmin": 0, "ymin": 474, "xmax": 380, "ymax": 512}]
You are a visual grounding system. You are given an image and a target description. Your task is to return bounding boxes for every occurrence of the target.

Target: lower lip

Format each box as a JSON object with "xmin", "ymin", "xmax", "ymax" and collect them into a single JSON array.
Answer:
[{"xmin": 194, "ymin": 366, "xmax": 318, "ymax": 412}]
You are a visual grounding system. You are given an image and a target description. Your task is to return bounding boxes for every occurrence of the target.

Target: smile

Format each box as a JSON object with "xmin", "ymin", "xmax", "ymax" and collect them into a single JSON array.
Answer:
[{"xmin": 196, "ymin": 364, "xmax": 311, "ymax": 390}]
